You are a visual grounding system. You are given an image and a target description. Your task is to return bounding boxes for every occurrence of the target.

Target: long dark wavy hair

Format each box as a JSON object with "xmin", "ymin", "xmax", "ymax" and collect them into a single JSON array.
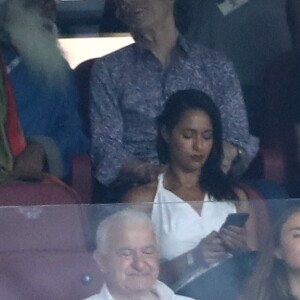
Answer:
[
  {"xmin": 156, "ymin": 89, "xmax": 238, "ymax": 201},
  {"xmin": 244, "ymin": 203, "xmax": 300, "ymax": 300}
]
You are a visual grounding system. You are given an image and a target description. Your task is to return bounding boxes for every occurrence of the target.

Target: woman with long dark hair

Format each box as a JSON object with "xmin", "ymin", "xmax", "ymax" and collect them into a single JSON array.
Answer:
[{"xmin": 124, "ymin": 89, "xmax": 257, "ymax": 284}]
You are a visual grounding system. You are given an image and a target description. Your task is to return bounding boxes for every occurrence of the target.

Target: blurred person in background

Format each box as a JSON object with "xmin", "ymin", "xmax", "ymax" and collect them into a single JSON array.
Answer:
[
  {"xmin": 0, "ymin": 0, "xmax": 89, "ymax": 182},
  {"xmin": 183, "ymin": 0, "xmax": 291, "ymax": 138}
]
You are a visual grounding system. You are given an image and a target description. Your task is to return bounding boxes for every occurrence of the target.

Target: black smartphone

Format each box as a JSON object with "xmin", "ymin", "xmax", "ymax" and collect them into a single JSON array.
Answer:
[{"xmin": 221, "ymin": 212, "xmax": 249, "ymax": 228}]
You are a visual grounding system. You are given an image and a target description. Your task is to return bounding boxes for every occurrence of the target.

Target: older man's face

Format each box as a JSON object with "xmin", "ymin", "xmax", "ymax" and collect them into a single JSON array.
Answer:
[
  {"xmin": 116, "ymin": 0, "xmax": 174, "ymax": 31},
  {"xmin": 97, "ymin": 222, "xmax": 159, "ymax": 298}
]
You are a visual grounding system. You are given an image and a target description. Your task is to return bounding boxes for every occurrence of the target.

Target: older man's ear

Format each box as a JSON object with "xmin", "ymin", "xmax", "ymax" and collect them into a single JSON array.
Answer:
[{"xmin": 93, "ymin": 250, "xmax": 106, "ymax": 273}]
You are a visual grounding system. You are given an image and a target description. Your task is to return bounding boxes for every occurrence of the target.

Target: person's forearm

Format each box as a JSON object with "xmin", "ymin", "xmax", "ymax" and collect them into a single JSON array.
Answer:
[
  {"xmin": 220, "ymin": 59, "xmax": 259, "ymax": 170},
  {"xmin": 159, "ymin": 248, "xmax": 207, "ymax": 286}
]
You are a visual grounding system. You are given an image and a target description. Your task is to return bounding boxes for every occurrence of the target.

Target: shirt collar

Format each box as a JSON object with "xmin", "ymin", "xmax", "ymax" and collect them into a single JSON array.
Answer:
[
  {"xmin": 133, "ymin": 34, "xmax": 190, "ymax": 60},
  {"xmin": 153, "ymin": 280, "xmax": 175, "ymax": 299},
  {"xmin": 101, "ymin": 280, "xmax": 175, "ymax": 300},
  {"xmin": 98, "ymin": 284, "xmax": 114, "ymax": 300}
]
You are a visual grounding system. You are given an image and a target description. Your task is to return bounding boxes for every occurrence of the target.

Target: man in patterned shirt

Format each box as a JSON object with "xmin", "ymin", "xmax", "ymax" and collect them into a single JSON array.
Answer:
[{"xmin": 90, "ymin": 0, "xmax": 259, "ymax": 201}]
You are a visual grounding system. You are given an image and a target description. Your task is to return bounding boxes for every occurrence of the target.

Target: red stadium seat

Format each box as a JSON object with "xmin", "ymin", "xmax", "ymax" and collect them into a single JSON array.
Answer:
[
  {"xmin": 0, "ymin": 203, "xmax": 103, "ymax": 299},
  {"xmin": 71, "ymin": 154, "xmax": 93, "ymax": 203},
  {"xmin": 260, "ymin": 51, "xmax": 296, "ymax": 184},
  {"xmin": 0, "ymin": 251, "xmax": 103, "ymax": 300},
  {"xmin": 0, "ymin": 205, "xmax": 88, "ymax": 252},
  {"xmin": 0, "ymin": 179, "xmax": 82, "ymax": 206}
]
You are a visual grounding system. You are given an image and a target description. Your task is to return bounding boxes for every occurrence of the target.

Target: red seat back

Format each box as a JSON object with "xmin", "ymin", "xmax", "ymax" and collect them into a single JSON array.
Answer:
[
  {"xmin": 259, "ymin": 52, "xmax": 296, "ymax": 183},
  {"xmin": 0, "ymin": 205, "xmax": 88, "ymax": 252},
  {"xmin": 0, "ymin": 251, "xmax": 103, "ymax": 300},
  {"xmin": 0, "ymin": 180, "xmax": 82, "ymax": 206}
]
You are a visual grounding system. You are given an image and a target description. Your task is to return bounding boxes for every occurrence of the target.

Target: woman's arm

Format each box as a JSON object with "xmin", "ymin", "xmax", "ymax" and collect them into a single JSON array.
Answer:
[
  {"xmin": 122, "ymin": 183, "xmax": 157, "ymax": 215},
  {"xmin": 122, "ymin": 183, "xmax": 157, "ymax": 202},
  {"xmin": 159, "ymin": 231, "xmax": 228, "ymax": 285}
]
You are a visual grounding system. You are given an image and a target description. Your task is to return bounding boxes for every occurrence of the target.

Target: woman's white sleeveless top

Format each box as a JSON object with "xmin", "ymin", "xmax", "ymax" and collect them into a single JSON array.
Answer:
[{"xmin": 151, "ymin": 173, "xmax": 236, "ymax": 260}]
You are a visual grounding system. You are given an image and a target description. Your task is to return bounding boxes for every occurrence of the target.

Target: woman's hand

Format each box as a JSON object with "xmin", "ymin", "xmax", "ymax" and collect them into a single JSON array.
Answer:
[
  {"xmin": 194, "ymin": 231, "xmax": 229, "ymax": 267},
  {"xmin": 219, "ymin": 225, "xmax": 250, "ymax": 253}
]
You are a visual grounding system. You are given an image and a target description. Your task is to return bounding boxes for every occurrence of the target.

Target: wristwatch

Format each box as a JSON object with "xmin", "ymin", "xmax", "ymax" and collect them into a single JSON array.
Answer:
[
  {"xmin": 186, "ymin": 251, "xmax": 195, "ymax": 266},
  {"xmin": 234, "ymin": 146, "xmax": 244, "ymax": 165}
]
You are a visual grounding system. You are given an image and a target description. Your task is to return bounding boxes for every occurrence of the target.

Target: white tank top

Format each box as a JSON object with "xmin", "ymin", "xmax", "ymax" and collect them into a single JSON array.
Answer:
[{"xmin": 151, "ymin": 173, "xmax": 236, "ymax": 260}]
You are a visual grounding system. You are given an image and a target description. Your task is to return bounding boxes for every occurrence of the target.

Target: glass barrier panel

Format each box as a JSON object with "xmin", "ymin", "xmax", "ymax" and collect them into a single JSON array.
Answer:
[{"xmin": 1, "ymin": 198, "xmax": 300, "ymax": 300}]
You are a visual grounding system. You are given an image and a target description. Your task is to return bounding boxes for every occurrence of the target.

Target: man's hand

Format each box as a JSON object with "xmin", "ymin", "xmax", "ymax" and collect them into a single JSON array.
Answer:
[
  {"xmin": 13, "ymin": 142, "xmax": 46, "ymax": 180},
  {"xmin": 121, "ymin": 160, "xmax": 167, "ymax": 184},
  {"xmin": 221, "ymin": 141, "xmax": 238, "ymax": 174},
  {"xmin": 132, "ymin": 162, "xmax": 167, "ymax": 184}
]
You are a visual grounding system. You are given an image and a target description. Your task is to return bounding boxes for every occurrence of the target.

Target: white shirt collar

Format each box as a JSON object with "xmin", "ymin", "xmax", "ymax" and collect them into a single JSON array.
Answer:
[{"xmin": 84, "ymin": 280, "xmax": 191, "ymax": 300}]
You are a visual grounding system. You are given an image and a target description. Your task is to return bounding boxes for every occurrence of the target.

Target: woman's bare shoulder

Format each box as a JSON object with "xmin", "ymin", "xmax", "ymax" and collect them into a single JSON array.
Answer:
[
  {"xmin": 123, "ymin": 181, "xmax": 158, "ymax": 204},
  {"xmin": 234, "ymin": 187, "xmax": 248, "ymax": 201},
  {"xmin": 234, "ymin": 187, "xmax": 251, "ymax": 212}
]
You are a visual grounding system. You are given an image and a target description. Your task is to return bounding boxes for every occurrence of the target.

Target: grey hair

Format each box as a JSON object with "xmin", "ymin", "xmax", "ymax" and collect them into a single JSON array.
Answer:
[{"xmin": 95, "ymin": 209, "xmax": 156, "ymax": 255}]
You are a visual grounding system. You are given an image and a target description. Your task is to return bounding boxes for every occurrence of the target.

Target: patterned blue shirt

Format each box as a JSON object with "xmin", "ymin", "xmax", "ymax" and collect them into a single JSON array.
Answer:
[{"xmin": 90, "ymin": 37, "xmax": 259, "ymax": 185}]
